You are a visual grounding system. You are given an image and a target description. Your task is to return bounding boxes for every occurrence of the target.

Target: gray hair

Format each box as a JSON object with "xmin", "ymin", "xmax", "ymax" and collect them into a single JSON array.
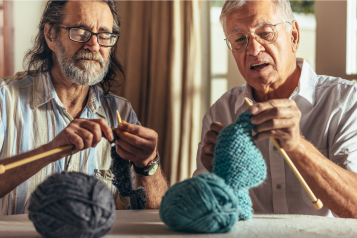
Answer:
[{"xmin": 220, "ymin": 0, "xmax": 295, "ymax": 36}]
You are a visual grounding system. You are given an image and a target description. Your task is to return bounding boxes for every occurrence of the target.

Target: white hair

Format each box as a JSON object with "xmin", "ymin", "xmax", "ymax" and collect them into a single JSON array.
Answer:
[{"xmin": 220, "ymin": 0, "xmax": 295, "ymax": 37}]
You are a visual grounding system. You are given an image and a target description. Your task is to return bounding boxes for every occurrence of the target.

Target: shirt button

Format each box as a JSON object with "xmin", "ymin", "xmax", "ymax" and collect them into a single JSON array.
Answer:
[
  {"xmin": 276, "ymin": 184, "xmax": 282, "ymax": 190},
  {"xmin": 273, "ymin": 146, "xmax": 278, "ymax": 151}
]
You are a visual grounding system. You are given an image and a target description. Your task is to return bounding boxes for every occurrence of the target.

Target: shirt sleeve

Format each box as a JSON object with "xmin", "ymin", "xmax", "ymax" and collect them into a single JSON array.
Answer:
[{"xmin": 329, "ymin": 85, "xmax": 357, "ymax": 173}]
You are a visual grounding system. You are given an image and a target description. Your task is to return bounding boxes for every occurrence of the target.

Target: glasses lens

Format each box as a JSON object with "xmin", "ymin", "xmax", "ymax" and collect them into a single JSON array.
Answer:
[
  {"xmin": 70, "ymin": 28, "xmax": 91, "ymax": 42},
  {"xmin": 98, "ymin": 33, "xmax": 118, "ymax": 46},
  {"xmin": 228, "ymin": 32, "xmax": 248, "ymax": 52},
  {"xmin": 255, "ymin": 24, "xmax": 277, "ymax": 43}
]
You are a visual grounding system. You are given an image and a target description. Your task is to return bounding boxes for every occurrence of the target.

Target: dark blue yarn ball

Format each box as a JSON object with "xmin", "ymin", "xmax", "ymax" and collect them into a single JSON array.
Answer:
[
  {"xmin": 159, "ymin": 173, "xmax": 239, "ymax": 233},
  {"xmin": 28, "ymin": 172, "xmax": 116, "ymax": 238}
]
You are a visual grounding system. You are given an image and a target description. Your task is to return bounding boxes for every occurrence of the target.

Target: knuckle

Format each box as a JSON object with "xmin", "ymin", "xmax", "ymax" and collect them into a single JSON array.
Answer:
[
  {"xmin": 273, "ymin": 107, "xmax": 281, "ymax": 117},
  {"xmin": 93, "ymin": 123, "xmax": 101, "ymax": 131},
  {"xmin": 271, "ymin": 119, "xmax": 278, "ymax": 128}
]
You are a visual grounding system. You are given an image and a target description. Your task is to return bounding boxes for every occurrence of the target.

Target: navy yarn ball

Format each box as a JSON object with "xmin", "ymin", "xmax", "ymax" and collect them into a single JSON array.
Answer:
[
  {"xmin": 28, "ymin": 172, "xmax": 116, "ymax": 238},
  {"xmin": 159, "ymin": 173, "xmax": 239, "ymax": 233}
]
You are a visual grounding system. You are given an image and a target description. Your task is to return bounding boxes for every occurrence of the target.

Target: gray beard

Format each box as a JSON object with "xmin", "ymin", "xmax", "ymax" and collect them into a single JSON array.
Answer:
[{"xmin": 55, "ymin": 40, "xmax": 110, "ymax": 86}]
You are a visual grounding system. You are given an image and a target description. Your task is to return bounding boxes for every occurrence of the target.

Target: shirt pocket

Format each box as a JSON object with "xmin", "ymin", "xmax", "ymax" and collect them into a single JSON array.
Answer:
[
  {"xmin": 94, "ymin": 169, "xmax": 114, "ymax": 191},
  {"xmin": 301, "ymin": 148, "xmax": 328, "ymax": 206}
]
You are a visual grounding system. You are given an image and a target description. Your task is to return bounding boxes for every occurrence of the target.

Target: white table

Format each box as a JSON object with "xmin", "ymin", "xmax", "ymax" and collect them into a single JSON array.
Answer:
[{"xmin": 0, "ymin": 210, "xmax": 356, "ymax": 238}]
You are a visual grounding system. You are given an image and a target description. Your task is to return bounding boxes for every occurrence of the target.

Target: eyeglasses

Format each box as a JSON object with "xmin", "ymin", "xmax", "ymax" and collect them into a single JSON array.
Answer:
[
  {"xmin": 57, "ymin": 24, "xmax": 120, "ymax": 47},
  {"xmin": 225, "ymin": 22, "xmax": 291, "ymax": 53}
]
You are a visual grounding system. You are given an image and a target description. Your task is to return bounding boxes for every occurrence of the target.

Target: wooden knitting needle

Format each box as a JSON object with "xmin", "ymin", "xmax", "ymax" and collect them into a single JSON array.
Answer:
[
  {"xmin": 0, "ymin": 145, "xmax": 73, "ymax": 175},
  {"xmin": 116, "ymin": 110, "xmax": 122, "ymax": 124},
  {"xmin": 244, "ymin": 97, "xmax": 323, "ymax": 210},
  {"xmin": 0, "ymin": 111, "xmax": 124, "ymax": 175}
]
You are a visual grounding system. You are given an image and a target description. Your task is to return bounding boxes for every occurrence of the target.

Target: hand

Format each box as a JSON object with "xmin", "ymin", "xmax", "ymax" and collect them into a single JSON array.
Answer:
[
  {"xmin": 49, "ymin": 118, "xmax": 114, "ymax": 153},
  {"xmin": 114, "ymin": 121, "xmax": 158, "ymax": 168},
  {"xmin": 201, "ymin": 122, "xmax": 224, "ymax": 172},
  {"xmin": 250, "ymin": 99, "xmax": 301, "ymax": 151}
]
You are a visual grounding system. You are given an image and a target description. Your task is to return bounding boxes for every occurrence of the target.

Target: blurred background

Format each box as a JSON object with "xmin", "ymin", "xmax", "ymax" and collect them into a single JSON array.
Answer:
[{"xmin": 0, "ymin": 0, "xmax": 356, "ymax": 185}]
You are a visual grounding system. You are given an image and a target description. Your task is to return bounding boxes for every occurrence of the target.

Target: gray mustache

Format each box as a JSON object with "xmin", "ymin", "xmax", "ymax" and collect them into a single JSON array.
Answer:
[{"xmin": 74, "ymin": 52, "xmax": 105, "ymax": 66}]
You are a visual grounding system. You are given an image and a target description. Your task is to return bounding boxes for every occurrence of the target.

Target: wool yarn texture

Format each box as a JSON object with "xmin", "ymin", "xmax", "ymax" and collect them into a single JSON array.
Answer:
[
  {"xmin": 213, "ymin": 111, "xmax": 267, "ymax": 220},
  {"xmin": 159, "ymin": 111, "xmax": 266, "ymax": 233},
  {"xmin": 110, "ymin": 146, "xmax": 146, "ymax": 209},
  {"xmin": 159, "ymin": 173, "xmax": 239, "ymax": 233},
  {"xmin": 28, "ymin": 172, "xmax": 116, "ymax": 238}
]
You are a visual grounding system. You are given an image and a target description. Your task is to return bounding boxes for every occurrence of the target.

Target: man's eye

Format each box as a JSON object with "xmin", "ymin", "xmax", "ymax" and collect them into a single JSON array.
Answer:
[
  {"xmin": 260, "ymin": 32, "xmax": 271, "ymax": 36},
  {"xmin": 236, "ymin": 37, "xmax": 246, "ymax": 42}
]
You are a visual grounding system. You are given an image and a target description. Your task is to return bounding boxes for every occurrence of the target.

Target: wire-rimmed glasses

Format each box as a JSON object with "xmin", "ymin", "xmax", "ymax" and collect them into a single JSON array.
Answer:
[
  {"xmin": 57, "ymin": 24, "xmax": 120, "ymax": 47},
  {"xmin": 225, "ymin": 22, "xmax": 291, "ymax": 53}
]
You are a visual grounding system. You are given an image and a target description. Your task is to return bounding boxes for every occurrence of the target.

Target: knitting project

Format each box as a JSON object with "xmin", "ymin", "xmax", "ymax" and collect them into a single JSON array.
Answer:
[
  {"xmin": 110, "ymin": 146, "xmax": 147, "ymax": 209},
  {"xmin": 213, "ymin": 111, "xmax": 267, "ymax": 220}
]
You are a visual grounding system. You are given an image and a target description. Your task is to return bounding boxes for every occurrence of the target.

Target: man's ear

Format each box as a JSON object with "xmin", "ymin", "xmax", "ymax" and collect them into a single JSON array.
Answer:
[
  {"xmin": 291, "ymin": 20, "xmax": 300, "ymax": 53},
  {"xmin": 44, "ymin": 23, "xmax": 57, "ymax": 52}
]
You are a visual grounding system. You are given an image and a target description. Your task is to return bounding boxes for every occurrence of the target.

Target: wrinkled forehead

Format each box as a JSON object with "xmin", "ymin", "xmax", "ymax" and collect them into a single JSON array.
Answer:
[
  {"xmin": 63, "ymin": 1, "xmax": 114, "ymax": 31},
  {"xmin": 226, "ymin": 1, "xmax": 281, "ymax": 35}
]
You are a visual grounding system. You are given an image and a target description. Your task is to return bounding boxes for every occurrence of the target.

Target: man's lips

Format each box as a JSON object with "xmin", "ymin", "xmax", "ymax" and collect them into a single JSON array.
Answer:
[{"xmin": 250, "ymin": 62, "xmax": 270, "ymax": 70}]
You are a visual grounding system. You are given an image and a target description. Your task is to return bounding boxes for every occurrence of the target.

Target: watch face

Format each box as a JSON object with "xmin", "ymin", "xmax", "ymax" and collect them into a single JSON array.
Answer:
[{"xmin": 148, "ymin": 163, "xmax": 160, "ymax": 176}]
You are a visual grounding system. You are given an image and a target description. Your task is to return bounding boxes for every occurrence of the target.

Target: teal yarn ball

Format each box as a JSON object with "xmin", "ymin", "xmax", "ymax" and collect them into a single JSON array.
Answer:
[
  {"xmin": 213, "ymin": 111, "xmax": 267, "ymax": 220},
  {"xmin": 159, "ymin": 173, "xmax": 239, "ymax": 233}
]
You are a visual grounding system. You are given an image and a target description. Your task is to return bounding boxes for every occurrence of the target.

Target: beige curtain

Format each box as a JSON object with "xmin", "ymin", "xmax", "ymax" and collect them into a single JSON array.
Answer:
[{"xmin": 114, "ymin": 1, "xmax": 202, "ymax": 185}]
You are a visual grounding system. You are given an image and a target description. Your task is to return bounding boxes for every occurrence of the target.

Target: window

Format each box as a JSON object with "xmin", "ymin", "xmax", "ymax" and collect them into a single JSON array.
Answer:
[{"xmin": 0, "ymin": 0, "xmax": 14, "ymax": 77}]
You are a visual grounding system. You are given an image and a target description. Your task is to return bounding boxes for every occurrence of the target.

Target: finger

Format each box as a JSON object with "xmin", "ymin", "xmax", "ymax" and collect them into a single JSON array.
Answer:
[
  {"xmin": 115, "ymin": 138, "xmax": 147, "ymax": 158},
  {"xmin": 202, "ymin": 144, "xmax": 215, "ymax": 155},
  {"xmin": 251, "ymin": 106, "xmax": 300, "ymax": 125},
  {"xmin": 117, "ymin": 121, "xmax": 157, "ymax": 140},
  {"xmin": 62, "ymin": 127, "xmax": 85, "ymax": 150},
  {"xmin": 203, "ymin": 130, "xmax": 219, "ymax": 145},
  {"xmin": 209, "ymin": 122, "xmax": 224, "ymax": 134},
  {"xmin": 253, "ymin": 128, "xmax": 291, "ymax": 142},
  {"xmin": 115, "ymin": 129, "xmax": 156, "ymax": 152},
  {"xmin": 253, "ymin": 118, "xmax": 299, "ymax": 133},
  {"xmin": 75, "ymin": 120, "xmax": 103, "ymax": 145},
  {"xmin": 73, "ymin": 127, "xmax": 96, "ymax": 148},
  {"xmin": 92, "ymin": 118, "xmax": 114, "ymax": 142},
  {"xmin": 116, "ymin": 143, "xmax": 136, "ymax": 161},
  {"xmin": 250, "ymin": 99, "xmax": 296, "ymax": 115},
  {"xmin": 201, "ymin": 153, "xmax": 213, "ymax": 172}
]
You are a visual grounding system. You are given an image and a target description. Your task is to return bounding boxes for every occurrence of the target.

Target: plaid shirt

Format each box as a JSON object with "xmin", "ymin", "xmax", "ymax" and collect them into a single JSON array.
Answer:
[{"xmin": 0, "ymin": 71, "xmax": 139, "ymax": 215}]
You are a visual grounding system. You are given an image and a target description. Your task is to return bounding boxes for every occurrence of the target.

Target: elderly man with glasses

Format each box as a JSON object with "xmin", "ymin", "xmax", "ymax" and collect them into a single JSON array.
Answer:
[
  {"xmin": 0, "ymin": 0, "xmax": 168, "ymax": 215},
  {"xmin": 194, "ymin": 0, "xmax": 357, "ymax": 218}
]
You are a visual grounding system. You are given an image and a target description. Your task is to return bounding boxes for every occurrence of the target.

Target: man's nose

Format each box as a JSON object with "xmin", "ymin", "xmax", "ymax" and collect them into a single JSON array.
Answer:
[
  {"xmin": 246, "ymin": 33, "xmax": 265, "ymax": 56},
  {"xmin": 83, "ymin": 34, "xmax": 100, "ymax": 52}
]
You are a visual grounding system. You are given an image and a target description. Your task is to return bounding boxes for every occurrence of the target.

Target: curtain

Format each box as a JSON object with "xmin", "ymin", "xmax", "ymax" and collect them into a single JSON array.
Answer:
[{"xmin": 114, "ymin": 1, "xmax": 203, "ymax": 185}]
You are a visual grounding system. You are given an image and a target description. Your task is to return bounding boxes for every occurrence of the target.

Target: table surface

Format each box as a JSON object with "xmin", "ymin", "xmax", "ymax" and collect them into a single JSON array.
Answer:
[{"xmin": 0, "ymin": 210, "xmax": 357, "ymax": 238}]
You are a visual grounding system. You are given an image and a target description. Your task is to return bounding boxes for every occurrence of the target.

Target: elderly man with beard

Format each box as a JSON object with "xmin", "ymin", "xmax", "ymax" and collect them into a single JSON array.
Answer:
[
  {"xmin": 195, "ymin": 0, "xmax": 357, "ymax": 218},
  {"xmin": 0, "ymin": 0, "xmax": 168, "ymax": 215}
]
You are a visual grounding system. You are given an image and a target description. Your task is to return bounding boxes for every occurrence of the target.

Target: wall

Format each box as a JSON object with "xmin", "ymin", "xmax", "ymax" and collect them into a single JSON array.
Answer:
[
  {"xmin": 13, "ymin": 1, "xmax": 45, "ymax": 73},
  {"xmin": 315, "ymin": 0, "xmax": 357, "ymax": 79}
]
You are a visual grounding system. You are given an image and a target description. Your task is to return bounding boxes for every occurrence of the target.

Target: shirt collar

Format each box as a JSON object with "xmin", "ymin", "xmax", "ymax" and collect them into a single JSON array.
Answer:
[
  {"xmin": 89, "ymin": 85, "xmax": 106, "ymax": 118},
  {"xmin": 32, "ymin": 71, "xmax": 106, "ymax": 118},
  {"xmin": 294, "ymin": 58, "xmax": 317, "ymax": 106},
  {"xmin": 32, "ymin": 71, "xmax": 57, "ymax": 109},
  {"xmin": 234, "ymin": 58, "xmax": 317, "ymax": 114},
  {"xmin": 235, "ymin": 84, "xmax": 255, "ymax": 113}
]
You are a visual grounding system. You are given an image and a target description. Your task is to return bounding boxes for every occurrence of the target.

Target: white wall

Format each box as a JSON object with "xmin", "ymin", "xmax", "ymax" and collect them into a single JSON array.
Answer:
[{"xmin": 13, "ymin": 1, "xmax": 46, "ymax": 73}]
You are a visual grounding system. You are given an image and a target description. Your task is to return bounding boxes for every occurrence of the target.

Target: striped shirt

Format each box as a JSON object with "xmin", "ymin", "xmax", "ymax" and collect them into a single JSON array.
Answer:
[{"xmin": 0, "ymin": 71, "xmax": 140, "ymax": 215}]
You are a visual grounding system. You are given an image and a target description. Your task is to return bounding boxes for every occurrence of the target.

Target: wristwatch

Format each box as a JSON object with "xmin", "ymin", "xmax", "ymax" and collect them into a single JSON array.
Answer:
[{"xmin": 130, "ymin": 153, "xmax": 160, "ymax": 176}]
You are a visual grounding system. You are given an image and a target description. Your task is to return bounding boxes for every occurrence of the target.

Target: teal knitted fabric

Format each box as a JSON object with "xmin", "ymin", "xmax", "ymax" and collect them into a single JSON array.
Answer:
[
  {"xmin": 213, "ymin": 111, "xmax": 267, "ymax": 220},
  {"xmin": 159, "ymin": 111, "xmax": 266, "ymax": 233}
]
